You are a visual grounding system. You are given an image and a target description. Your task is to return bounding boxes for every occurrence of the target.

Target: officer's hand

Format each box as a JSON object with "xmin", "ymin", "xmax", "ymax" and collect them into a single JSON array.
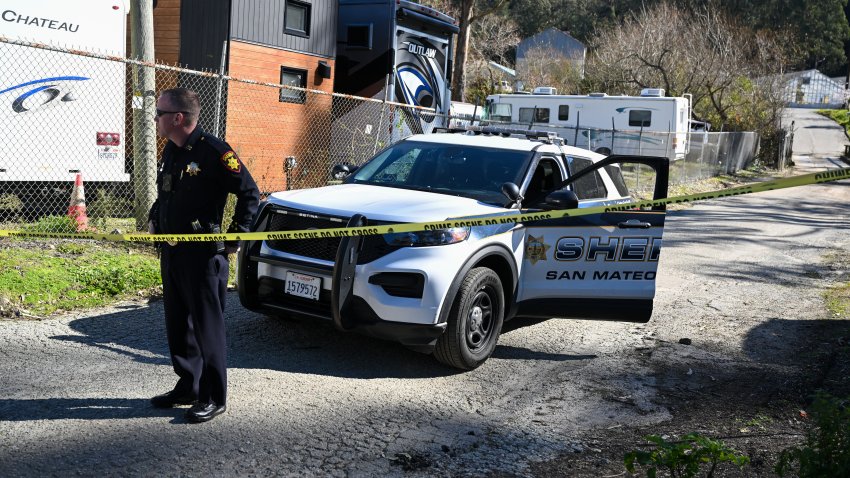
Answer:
[
  {"xmin": 147, "ymin": 220, "xmax": 155, "ymax": 234},
  {"xmin": 224, "ymin": 245, "xmax": 239, "ymax": 255}
]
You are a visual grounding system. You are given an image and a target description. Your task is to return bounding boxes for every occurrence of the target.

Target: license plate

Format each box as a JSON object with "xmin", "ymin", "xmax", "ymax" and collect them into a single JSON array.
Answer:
[{"xmin": 285, "ymin": 271, "xmax": 321, "ymax": 301}]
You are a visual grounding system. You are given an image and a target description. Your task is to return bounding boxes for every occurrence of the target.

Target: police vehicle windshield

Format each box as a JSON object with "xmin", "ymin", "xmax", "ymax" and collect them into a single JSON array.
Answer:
[{"xmin": 347, "ymin": 140, "xmax": 532, "ymax": 205}]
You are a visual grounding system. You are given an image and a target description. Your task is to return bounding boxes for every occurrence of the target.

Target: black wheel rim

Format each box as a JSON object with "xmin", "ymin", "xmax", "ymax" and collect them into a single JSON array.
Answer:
[{"xmin": 466, "ymin": 286, "xmax": 494, "ymax": 352}]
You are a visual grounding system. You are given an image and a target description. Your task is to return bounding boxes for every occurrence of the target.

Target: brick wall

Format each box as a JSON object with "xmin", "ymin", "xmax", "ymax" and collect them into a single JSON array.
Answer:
[{"xmin": 225, "ymin": 40, "xmax": 335, "ymax": 193}]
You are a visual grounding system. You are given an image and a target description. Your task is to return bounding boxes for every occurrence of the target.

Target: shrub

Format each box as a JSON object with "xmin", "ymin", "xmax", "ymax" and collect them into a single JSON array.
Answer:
[
  {"xmin": 87, "ymin": 189, "xmax": 132, "ymax": 230},
  {"xmin": 0, "ymin": 193, "xmax": 23, "ymax": 213},
  {"xmin": 21, "ymin": 215, "xmax": 77, "ymax": 233},
  {"xmin": 776, "ymin": 392, "xmax": 850, "ymax": 477},
  {"xmin": 625, "ymin": 433, "xmax": 749, "ymax": 477}
]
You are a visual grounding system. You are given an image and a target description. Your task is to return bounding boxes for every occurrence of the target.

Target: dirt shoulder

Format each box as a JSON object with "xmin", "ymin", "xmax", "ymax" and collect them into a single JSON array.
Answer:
[{"xmin": 530, "ymin": 316, "xmax": 849, "ymax": 477}]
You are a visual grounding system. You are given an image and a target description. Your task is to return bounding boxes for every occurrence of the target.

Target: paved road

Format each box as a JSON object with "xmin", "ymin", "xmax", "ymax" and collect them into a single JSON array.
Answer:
[{"xmin": 0, "ymin": 108, "xmax": 848, "ymax": 477}]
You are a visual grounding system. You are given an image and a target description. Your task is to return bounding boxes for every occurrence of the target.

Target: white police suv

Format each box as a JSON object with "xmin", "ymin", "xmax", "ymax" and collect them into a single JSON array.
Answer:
[{"xmin": 238, "ymin": 128, "xmax": 669, "ymax": 370}]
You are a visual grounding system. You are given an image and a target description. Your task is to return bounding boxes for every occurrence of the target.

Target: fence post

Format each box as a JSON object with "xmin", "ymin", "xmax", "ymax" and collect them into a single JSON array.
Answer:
[
  {"xmin": 130, "ymin": 0, "xmax": 158, "ymax": 230},
  {"xmin": 214, "ymin": 40, "xmax": 227, "ymax": 138}
]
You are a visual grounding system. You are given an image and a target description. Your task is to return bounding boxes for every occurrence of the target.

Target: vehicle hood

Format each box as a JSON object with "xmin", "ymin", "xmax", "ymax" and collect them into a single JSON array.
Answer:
[{"xmin": 267, "ymin": 184, "xmax": 508, "ymax": 222}]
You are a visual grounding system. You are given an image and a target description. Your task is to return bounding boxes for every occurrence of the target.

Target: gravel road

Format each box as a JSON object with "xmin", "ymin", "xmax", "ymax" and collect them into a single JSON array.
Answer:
[{"xmin": 1, "ymin": 108, "xmax": 848, "ymax": 477}]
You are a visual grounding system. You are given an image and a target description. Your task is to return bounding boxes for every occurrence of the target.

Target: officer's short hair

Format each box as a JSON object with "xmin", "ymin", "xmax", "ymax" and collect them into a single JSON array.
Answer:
[{"xmin": 161, "ymin": 88, "xmax": 201, "ymax": 125}]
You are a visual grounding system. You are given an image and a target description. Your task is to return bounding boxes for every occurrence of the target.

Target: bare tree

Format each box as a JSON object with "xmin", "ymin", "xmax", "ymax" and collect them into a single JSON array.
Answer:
[
  {"xmin": 422, "ymin": 0, "xmax": 511, "ymax": 101},
  {"xmin": 422, "ymin": 0, "xmax": 518, "ymax": 103},
  {"xmin": 587, "ymin": 1, "xmax": 794, "ymax": 134}
]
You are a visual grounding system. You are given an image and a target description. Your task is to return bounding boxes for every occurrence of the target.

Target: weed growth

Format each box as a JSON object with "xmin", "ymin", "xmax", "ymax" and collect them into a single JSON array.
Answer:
[
  {"xmin": 624, "ymin": 433, "xmax": 749, "ymax": 477},
  {"xmin": 87, "ymin": 190, "xmax": 132, "ymax": 230},
  {"xmin": 21, "ymin": 215, "xmax": 77, "ymax": 233},
  {"xmin": 776, "ymin": 392, "xmax": 850, "ymax": 477}
]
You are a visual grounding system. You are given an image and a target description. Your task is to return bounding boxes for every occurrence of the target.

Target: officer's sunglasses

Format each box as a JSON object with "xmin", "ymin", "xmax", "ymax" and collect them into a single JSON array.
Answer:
[{"xmin": 155, "ymin": 109, "xmax": 188, "ymax": 118}]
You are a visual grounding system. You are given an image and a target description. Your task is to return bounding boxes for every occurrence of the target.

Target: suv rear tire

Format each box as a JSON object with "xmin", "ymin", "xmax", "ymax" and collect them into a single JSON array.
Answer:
[{"xmin": 434, "ymin": 267, "xmax": 504, "ymax": 370}]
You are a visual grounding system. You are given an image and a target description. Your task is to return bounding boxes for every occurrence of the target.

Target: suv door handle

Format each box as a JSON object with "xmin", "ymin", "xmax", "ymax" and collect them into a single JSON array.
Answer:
[{"xmin": 617, "ymin": 220, "xmax": 652, "ymax": 229}]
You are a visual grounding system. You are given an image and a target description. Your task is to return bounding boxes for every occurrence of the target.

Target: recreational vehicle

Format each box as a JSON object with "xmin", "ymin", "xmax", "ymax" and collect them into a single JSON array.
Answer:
[
  {"xmin": 335, "ymin": 0, "xmax": 457, "ymax": 133},
  {"xmin": 484, "ymin": 88, "xmax": 692, "ymax": 159},
  {"xmin": 0, "ymin": 0, "xmax": 130, "ymax": 213}
]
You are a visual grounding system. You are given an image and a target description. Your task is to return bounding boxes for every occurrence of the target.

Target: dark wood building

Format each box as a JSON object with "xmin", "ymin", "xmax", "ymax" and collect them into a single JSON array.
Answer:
[{"xmin": 148, "ymin": 0, "xmax": 338, "ymax": 192}]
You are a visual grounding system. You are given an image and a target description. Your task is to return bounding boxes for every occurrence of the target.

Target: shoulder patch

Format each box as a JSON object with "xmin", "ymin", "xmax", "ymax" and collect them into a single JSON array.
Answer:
[{"xmin": 221, "ymin": 151, "xmax": 242, "ymax": 172}]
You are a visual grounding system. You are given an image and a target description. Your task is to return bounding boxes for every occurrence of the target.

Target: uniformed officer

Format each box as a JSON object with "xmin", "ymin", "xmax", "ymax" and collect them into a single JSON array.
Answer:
[{"xmin": 147, "ymin": 88, "xmax": 259, "ymax": 423}]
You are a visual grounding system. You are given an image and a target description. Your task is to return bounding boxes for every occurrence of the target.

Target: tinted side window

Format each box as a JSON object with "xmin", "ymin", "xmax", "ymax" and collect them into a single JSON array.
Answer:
[
  {"xmin": 558, "ymin": 105, "xmax": 569, "ymax": 121},
  {"xmin": 604, "ymin": 165, "xmax": 630, "ymax": 197},
  {"xmin": 519, "ymin": 107, "xmax": 550, "ymax": 123},
  {"xmin": 568, "ymin": 157, "xmax": 608, "ymax": 200},
  {"xmin": 629, "ymin": 110, "xmax": 651, "ymax": 127}
]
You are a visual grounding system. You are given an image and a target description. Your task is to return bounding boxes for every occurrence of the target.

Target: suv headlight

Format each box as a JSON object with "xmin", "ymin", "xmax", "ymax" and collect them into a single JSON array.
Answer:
[{"xmin": 383, "ymin": 227, "xmax": 470, "ymax": 247}]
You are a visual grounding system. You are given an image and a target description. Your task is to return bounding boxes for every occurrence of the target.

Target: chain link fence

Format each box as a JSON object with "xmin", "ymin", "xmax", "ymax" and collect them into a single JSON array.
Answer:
[
  {"xmin": 0, "ymin": 38, "xmax": 443, "ymax": 232},
  {"xmin": 1, "ymin": 37, "xmax": 760, "ymax": 233},
  {"xmin": 479, "ymin": 119, "xmax": 759, "ymax": 183}
]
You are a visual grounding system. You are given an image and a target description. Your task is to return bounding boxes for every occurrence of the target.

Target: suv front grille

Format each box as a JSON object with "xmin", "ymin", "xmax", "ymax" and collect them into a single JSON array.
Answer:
[
  {"xmin": 264, "ymin": 207, "xmax": 401, "ymax": 263},
  {"xmin": 267, "ymin": 212, "xmax": 344, "ymax": 261}
]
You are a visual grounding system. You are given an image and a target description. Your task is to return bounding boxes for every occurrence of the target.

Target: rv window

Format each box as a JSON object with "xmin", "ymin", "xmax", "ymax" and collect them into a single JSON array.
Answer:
[
  {"xmin": 519, "ymin": 107, "xmax": 550, "ymax": 124},
  {"xmin": 347, "ymin": 24, "xmax": 373, "ymax": 49},
  {"xmin": 280, "ymin": 66, "xmax": 307, "ymax": 104},
  {"xmin": 488, "ymin": 103, "xmax": 512, "ymax": 122},
  {"xmin": 285, "ymin": 1, "xmax": 311, "ymax": 37},
  {"xmin": 628, "ymin": 110, "xmax": 651, "ymax": 127},
  {"xmin": 567, "ymin": 157, "xmax": 608, "ymax": 200},
  {"xmin": 558, "ymin": 105, "xmax": 569, "ymax": 121}
]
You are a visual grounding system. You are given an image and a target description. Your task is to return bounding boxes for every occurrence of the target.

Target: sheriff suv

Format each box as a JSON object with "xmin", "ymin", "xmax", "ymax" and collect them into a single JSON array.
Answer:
[{"xmin": 238, "ymin": 128, "xmax": 669, "ymax": 370}]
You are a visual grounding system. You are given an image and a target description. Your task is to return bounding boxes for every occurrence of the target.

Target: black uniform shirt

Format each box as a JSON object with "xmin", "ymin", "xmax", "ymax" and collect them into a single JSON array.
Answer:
[{"xmin": 148, "ymin": 127, "xmax": 260, "ymax": 240}]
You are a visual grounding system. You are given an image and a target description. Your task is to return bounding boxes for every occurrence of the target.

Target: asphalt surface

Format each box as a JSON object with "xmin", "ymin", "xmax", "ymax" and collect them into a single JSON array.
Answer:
[{"xmin": 1, "ymin": 108, "xmax": 848, "ymax": 477}]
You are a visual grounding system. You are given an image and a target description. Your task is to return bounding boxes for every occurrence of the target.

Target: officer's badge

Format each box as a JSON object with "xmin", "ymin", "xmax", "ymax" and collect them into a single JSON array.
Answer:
[
  {"xmin": 221, "ymin": 151, "xmax": 241, "ymax": 172},
  {"xmin": 525, "ymin": 235, "xmax": 550, "ymax": 265},
  {"xmin": 186, "ymin": 162, "xmax": 201, "ymax": 176}
]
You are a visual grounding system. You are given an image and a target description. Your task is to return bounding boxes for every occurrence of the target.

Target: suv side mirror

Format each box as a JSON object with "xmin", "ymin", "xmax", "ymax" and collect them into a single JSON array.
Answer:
[
  {"xmin": 501, "ymin": 182, "xmax": 523, "ymax": 206},
  {"xmin": 544, "ymin": 189, "xmax": 579, "ymax": 210},
  {"xmin": 331, "ymin": 163, "xmax": 358, "ymax": 180}
]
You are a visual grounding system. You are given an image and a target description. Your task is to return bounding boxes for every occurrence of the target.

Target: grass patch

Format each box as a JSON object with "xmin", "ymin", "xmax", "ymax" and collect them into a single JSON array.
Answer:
[
  {"xmin": 824, "ymin": 283, "xmax": 850, "ymax": 319},
  {"xmin": 0, "ymin": 239, "xmax": 161, "ymax": 317},
  {"xmin": 818, "ymin": 109, "xmax": 849, "ymax": 135},
  {"xmin": 822, "ymin": 249, "xmax": 850, "ymax": 320}
]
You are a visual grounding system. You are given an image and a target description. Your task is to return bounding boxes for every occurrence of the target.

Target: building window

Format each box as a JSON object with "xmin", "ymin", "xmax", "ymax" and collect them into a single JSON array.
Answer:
[
  {"xmin": 280, "ymin": 66, "xmax": 307, "ymax": 103},
  {"xmin": 285, "ymin": 1, "xmax": 311, "ymax": 37},
  {"xmin": 628, "ymin": 109, "xmax": 651, "ymax": 127}
]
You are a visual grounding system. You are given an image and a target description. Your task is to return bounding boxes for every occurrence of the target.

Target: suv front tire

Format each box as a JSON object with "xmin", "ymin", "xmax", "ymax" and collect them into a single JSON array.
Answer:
[{"xmin": 434, "ymin": 267, "xmax": 505, "ymax": 370}]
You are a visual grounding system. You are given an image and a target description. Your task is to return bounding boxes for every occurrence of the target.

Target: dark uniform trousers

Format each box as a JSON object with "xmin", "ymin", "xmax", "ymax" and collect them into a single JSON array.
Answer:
[{"xmin": 161, "ymin": 244, "xmax": 230, "ymax": 406}]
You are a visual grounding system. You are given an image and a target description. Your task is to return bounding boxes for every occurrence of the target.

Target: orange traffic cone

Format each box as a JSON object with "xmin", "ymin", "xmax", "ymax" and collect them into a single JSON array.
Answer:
[{"xmin": 67, "ymin": 172, "xmax": 89, "ymax": 231}]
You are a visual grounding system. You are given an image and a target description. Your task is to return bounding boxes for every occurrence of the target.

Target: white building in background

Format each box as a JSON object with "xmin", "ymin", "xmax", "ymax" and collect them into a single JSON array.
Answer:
[
  {"xmin": 516, "ymin": 28, "xmax": 586, "ymax": 78},
  {"xmin": 783, "ymin": 69, "xmax": 848, "ymax": 108}
]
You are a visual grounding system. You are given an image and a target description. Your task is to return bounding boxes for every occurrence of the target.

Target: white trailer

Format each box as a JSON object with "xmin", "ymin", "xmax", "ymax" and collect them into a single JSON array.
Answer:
[
  {"xmin": 484, "ymin": 88, "xmax": 691, "ymax": 159},
  {"xmin": 0, "ymin": 0, "xmax": 129, "ymax": 211},
  {"xmin": 448, "ymin": 101, "xmax": 482, "ymax": 128}
]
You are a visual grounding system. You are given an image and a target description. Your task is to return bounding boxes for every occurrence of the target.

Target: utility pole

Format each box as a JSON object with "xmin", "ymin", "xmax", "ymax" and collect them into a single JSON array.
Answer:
[{"xmin": 130, "ymin": 0, "xmax": 157, "ymax": 230}]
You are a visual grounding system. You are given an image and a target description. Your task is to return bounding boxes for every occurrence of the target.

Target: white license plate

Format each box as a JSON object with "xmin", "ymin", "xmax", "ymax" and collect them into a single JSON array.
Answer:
[{"xmin": 284, "ymin": 271, "xmax": 321, "ymax": 301}]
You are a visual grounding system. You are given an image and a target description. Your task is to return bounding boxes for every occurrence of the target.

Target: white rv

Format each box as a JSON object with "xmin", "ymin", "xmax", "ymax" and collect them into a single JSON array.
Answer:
[
  {"xmin": 484, "ymin": 88, "xmax": 691, "ymax": 159},
  {"xmin": 0, "ymin": 0, "xmax": 129, "ymax": 212},
  {"xmin": 448, "ymin": 101, "xmax": 482, "ymax": 128}
]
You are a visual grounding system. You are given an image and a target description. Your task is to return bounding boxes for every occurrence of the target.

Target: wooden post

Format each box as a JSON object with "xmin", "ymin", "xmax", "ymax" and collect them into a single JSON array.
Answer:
[{"xmin": 130, "ymin": 0, "xmax": 157, "ymax": 230}]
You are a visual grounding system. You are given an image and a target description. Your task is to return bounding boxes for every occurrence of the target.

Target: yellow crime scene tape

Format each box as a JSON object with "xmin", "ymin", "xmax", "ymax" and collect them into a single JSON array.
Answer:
[{"xmin": 1, "ymin": 168, "xmax": 848, "ymax": 243}]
